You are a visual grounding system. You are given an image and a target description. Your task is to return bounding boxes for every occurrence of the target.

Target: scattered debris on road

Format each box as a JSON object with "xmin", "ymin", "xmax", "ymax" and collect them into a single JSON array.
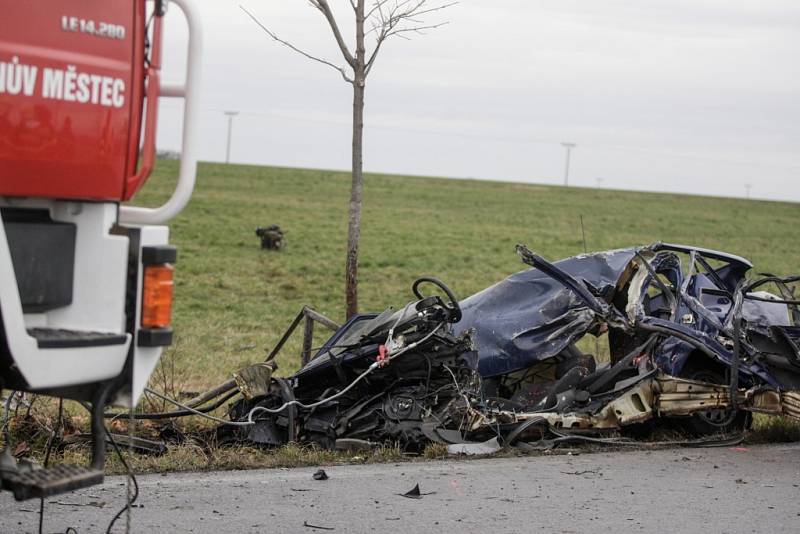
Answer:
[
  {"xmin": 399, "ymin": 483, "xmax": 434, "ymax": 499},
  {"xmin": 303, "ymin": 520, "xmax": 335, "ymax": 530}
]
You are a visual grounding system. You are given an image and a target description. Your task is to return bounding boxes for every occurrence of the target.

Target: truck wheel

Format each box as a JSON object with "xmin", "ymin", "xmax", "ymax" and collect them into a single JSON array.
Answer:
[{"xmin": 679, "ymin": 365, "xmax": 750, "ymax": 436}]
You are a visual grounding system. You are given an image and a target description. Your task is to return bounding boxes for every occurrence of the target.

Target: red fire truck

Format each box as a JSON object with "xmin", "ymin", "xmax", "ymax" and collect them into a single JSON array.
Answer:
[{"xmin": 1, "ymin": 0, "xmax": 202, "ymax": 500}]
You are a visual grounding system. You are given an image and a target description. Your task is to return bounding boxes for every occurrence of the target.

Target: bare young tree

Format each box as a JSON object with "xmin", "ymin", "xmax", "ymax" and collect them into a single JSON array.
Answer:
[{"xmin": 242, "ymin": 1, "xmax": 454, "ymax": 318}]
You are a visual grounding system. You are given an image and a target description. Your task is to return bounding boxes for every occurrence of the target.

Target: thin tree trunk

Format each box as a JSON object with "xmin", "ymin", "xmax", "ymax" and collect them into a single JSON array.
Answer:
[
  {"xmin": 345, "ymin": 1, "xmax": 366, "ymax": 319},
  {"xmin": 245, "ymin": 1, "xmax": 453, "ymax": 319}
]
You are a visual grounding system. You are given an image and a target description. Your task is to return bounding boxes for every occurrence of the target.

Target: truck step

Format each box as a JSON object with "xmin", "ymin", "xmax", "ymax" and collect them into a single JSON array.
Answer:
[
  {"xmin": 1, "ymin": 464, "xmax": 104, "ymax": 501},
  {"xmin": 27, "ymin": 328, "xmax": 127, "ymax": 349}
]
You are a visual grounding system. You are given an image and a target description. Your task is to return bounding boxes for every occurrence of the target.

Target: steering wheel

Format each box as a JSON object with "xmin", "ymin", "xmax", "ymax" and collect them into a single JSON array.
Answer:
[{"xmin": 411, "ymin": 276, "xmax": 462, "ymax": 323}]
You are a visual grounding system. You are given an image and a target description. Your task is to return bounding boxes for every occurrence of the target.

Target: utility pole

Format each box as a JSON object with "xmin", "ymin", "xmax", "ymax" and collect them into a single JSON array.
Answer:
[
  {"xmin": 561, "ymin": 142, "xmax": 576, "ymax": 186},
  {"xmin": 744, "ymin": 183, "xmax": 752, "ymax": 200},
  {"xmin": 224, "ymin": 111, "xmax": 239, "ymax": 164},
  {"xmin": 595, "ymin": 177, "xmax": 604, "ymax": 189}
]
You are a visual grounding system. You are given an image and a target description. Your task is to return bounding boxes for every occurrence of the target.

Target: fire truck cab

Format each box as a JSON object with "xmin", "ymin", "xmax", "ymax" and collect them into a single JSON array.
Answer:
[{"xmin": 0, "ymin": 0, "xmax": 201, "ymax": 500}]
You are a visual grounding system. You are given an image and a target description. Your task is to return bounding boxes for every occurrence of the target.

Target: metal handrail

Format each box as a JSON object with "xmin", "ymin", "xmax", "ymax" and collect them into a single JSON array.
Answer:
[{"xmin": 119, "ymin": 0, "xmax": 203, "ymax": 225}]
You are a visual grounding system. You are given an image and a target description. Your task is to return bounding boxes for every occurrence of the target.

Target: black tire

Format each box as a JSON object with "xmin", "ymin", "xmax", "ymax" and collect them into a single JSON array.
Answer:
[{"xmin": 678, "ymin": 362, "xmax": 750, "ymax": 436}]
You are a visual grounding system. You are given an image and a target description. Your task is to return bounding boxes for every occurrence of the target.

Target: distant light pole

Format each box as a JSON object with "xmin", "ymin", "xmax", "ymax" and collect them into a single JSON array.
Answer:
[
  {"xmin": 561, "ymin": 142, "xmax": 576, "ymax": 186},
  {"xmin": 595, "ymin": 177, "xmax": 604, "ymax": 189},
  {"xmin": 224, "ymin": 111, "xmax": 239, "ymax": 164},
  {"xmin": 744, "ymin": 183, "xmax": 752, "ymax": 200}
]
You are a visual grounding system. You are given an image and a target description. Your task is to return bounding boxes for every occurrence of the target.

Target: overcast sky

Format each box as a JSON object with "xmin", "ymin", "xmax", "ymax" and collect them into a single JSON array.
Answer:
[{"xmin": 155, "ymin": 0, "xmax": 799, "ymax": 201}]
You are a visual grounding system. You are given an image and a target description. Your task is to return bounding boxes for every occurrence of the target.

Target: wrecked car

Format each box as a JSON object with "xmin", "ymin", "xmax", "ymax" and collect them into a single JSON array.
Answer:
[{"xmin": 220, "ymin": 243, "xmax": 800, "ymax": 451}]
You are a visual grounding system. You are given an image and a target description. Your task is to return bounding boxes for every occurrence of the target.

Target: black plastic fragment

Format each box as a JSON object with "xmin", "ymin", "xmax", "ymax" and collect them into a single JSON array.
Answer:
[
  {"xmin": 303, "ymin": 520, "xmax": 335, "ymax": 530},
  {"xmin": 399, "ymin": 483, "xmax": 435, "ymax": 499},
  {"xmin": 312, "ymin": 469, "xmax": 329, "ymax": 480}
]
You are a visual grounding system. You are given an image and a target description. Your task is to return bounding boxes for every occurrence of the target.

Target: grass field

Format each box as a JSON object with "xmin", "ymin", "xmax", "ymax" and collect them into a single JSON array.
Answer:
[{"xmin": 134, "ymin": 160, "xmax": 800, "ymax": 391}]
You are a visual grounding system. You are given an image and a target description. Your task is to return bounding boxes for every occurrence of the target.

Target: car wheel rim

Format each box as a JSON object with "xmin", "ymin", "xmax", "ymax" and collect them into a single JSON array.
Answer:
[{"xmin": 691, "ymin": 371, "xmax": 737, "ymax": 427}]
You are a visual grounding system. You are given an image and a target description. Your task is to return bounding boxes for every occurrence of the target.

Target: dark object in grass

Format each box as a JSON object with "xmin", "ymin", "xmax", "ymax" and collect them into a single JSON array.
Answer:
[
  {"xmin": 159, "ymin": 421, "xmax": 188, "ymax": 445},
  {"xmin": 312, "ymin": 469, "xmax": 328, "ymax": 481},
  {"xmin": 255, "ymin": 225, "xmax": 284, "ymax": 250}
]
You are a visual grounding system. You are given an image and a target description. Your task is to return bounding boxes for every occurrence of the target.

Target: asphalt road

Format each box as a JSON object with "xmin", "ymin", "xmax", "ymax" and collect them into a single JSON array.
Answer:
[{"xmin": 2, "ymin": 443, "xmax": 800, "ymax": 533}]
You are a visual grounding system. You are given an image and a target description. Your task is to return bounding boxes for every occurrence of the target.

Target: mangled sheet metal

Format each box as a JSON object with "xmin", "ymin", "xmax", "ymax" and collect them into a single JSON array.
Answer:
[
  {"xmin": 454, "ymin": 247, "xmax": 638, "ymax": 377},
  {"xmin": 220, "ymin": 243, "xmax": 800, "ymax": 451}
]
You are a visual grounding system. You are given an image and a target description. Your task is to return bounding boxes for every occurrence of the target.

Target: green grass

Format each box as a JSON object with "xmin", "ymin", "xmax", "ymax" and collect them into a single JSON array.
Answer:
[
  {"xmin": 750, "ymin": 414, "xmax": 800, "ymax": 443},
  {"xmin": 131, "ymin": 160, "xmax": 800, "ymax": 388},
  {"xmin": 58, "ymin": 442, "xmax": 406, "ymax": 476}
]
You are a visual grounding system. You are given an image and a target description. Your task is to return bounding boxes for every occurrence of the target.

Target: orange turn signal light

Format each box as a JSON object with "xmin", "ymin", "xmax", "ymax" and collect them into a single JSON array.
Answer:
[{"xmin": 141, "ymin": 264, "xmax": 174, "ymax": 328}]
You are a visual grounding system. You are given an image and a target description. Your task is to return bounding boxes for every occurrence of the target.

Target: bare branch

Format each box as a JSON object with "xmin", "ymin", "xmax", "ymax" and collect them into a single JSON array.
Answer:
[
  {"xmin": 315, "ymin": 0, "xmax": 357, "ymax": 67},
  {"xmin": 366, "ymin": 0, "xmax": 393, "ymax": 19},
  {"xmin": 365, "ymin": 33, "xmax": 388, "ymax": 74},
  {"xmin": 364, "ymin": 0, "xmax": 455, "ymax": 75},
  {"xmin": 241, "ymin": 6, "xmax": 354, "ymax": 83},
  {"xmin": 402, "ymin": 1, "xmax": 457, "ymax": 20},
  {"xmin": 386, "ymin": 20, "xmax": 450, "ymax": 39}
]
